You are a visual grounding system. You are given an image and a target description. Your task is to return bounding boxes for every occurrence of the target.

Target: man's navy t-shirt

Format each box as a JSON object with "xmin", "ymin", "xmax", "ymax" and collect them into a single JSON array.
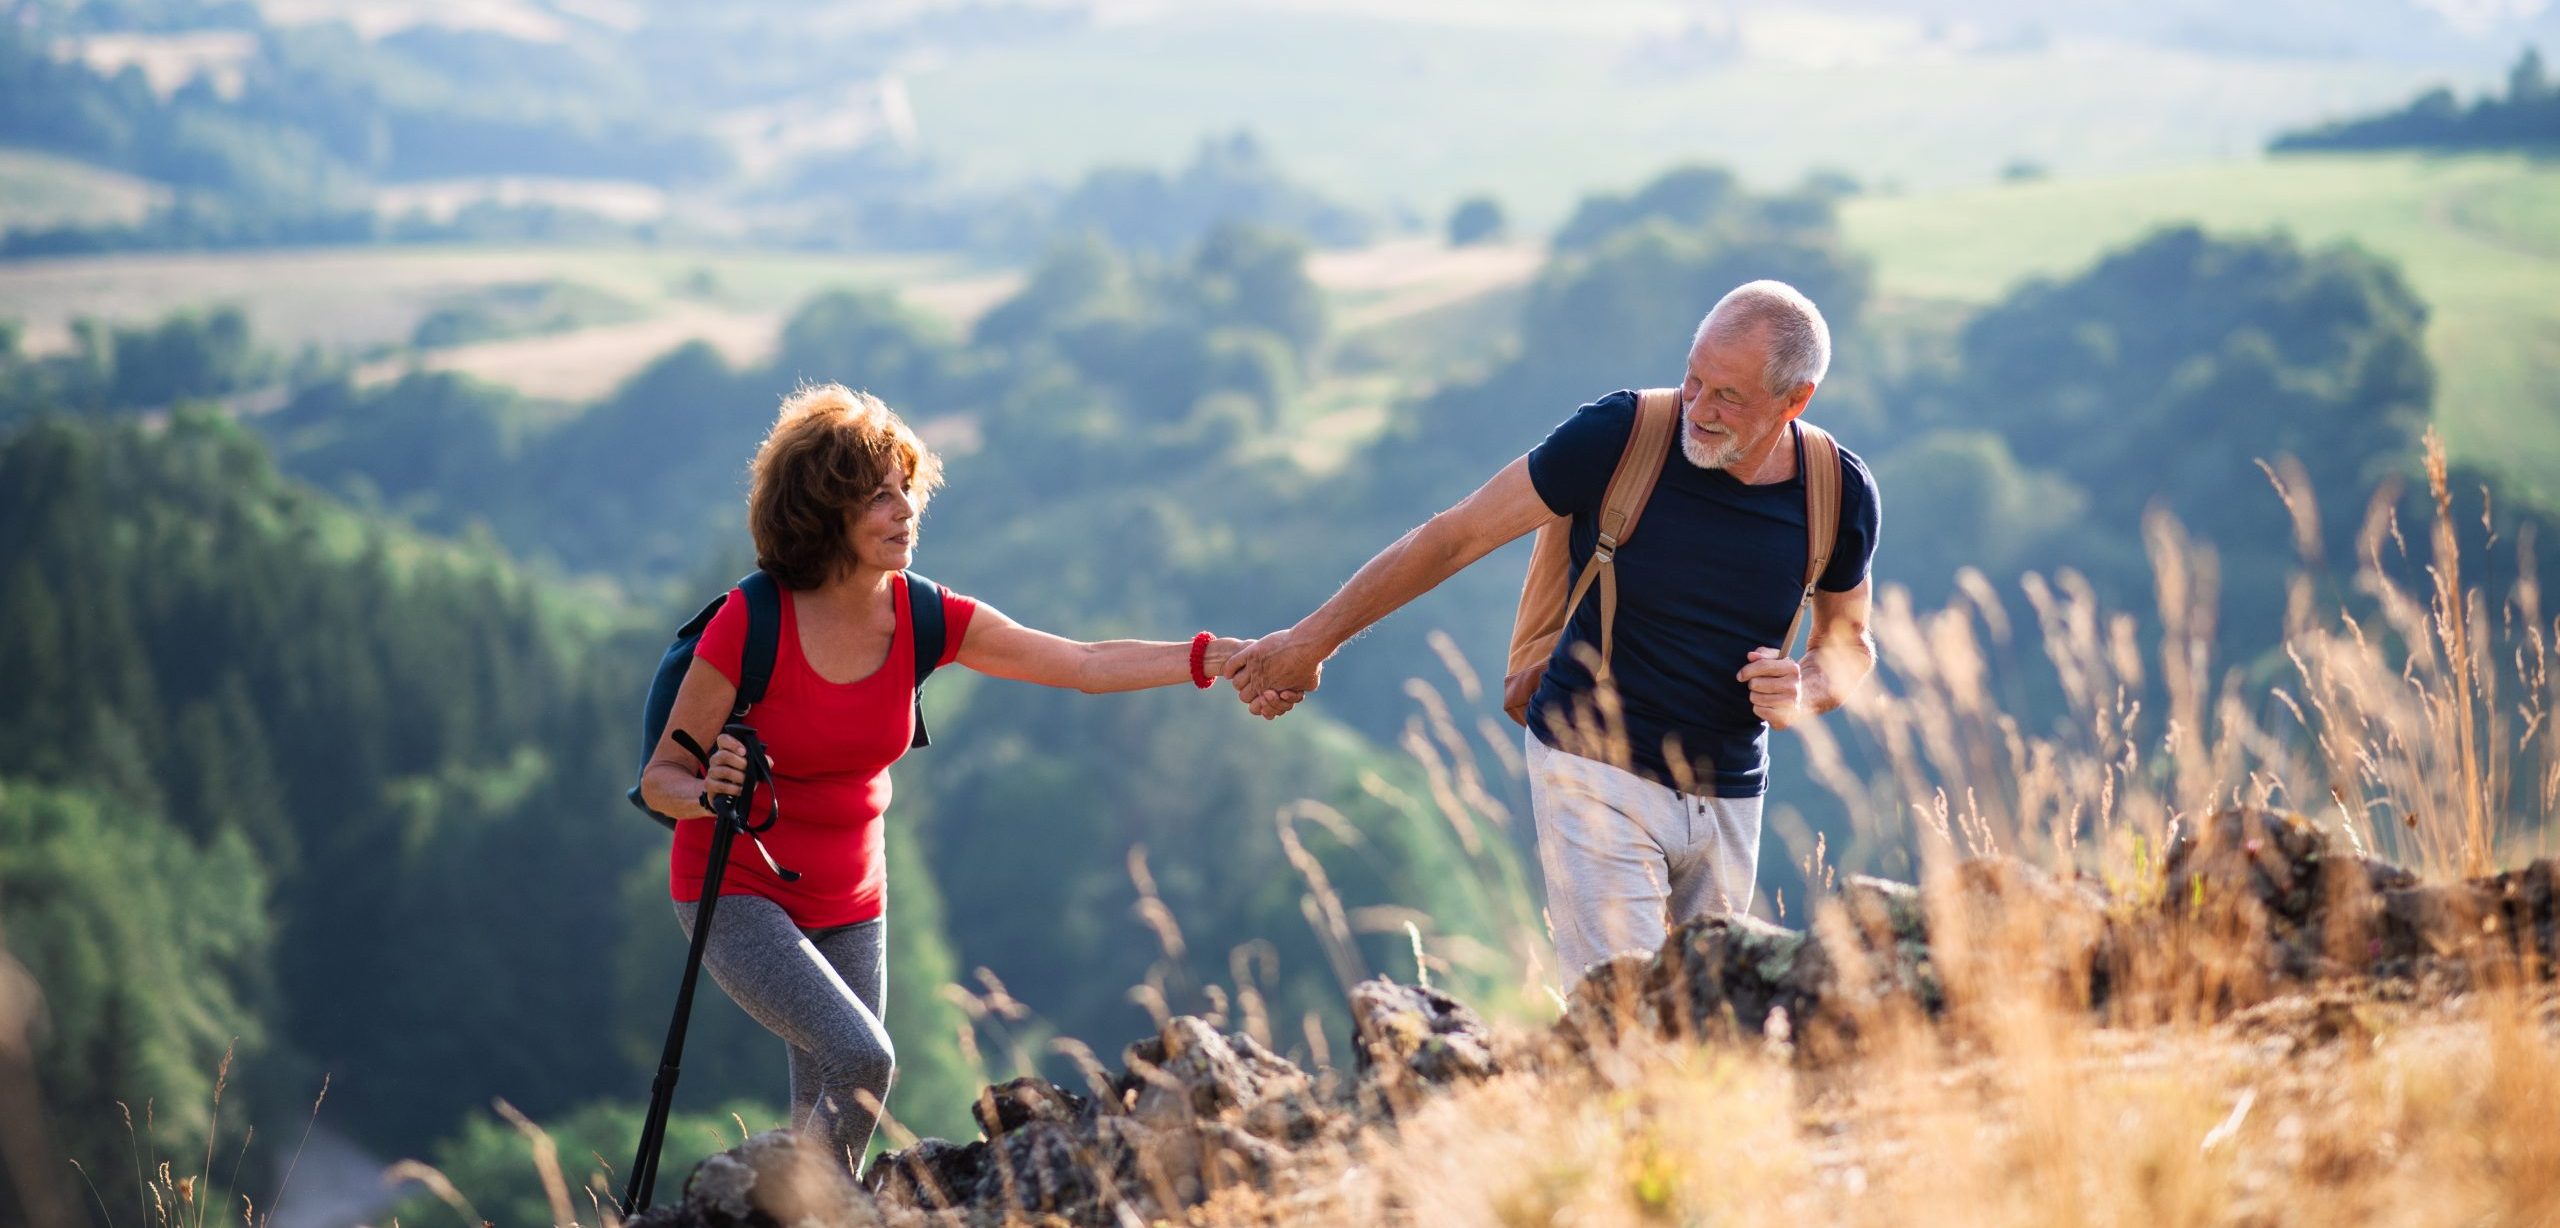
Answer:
[{"xmin": 1524, "ymin": 390, "xmax": 1881, "ymax": 797}]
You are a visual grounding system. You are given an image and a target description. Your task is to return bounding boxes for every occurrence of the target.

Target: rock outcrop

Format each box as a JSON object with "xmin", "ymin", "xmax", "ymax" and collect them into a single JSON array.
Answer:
[{"xmin": 628, "ymin": 810, "xmax": 2558, "ymax": 1228}]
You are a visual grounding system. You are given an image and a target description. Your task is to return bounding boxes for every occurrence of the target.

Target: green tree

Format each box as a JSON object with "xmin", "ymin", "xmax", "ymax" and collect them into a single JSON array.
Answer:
[
  {"xmin": 1447, "ymin": 195, "xmax": 1507, "ymax": 247},
  {"xmin": 0, "ymin": 782, "xmax": 274, "ymax": 1225},
  {"xmin": 1939, "ymin": 225, "xmax": 2429, "ymax": 589},
  {"xmin": 1186, "ymin": 222, "xmax": 1327, "ymax": 361}
]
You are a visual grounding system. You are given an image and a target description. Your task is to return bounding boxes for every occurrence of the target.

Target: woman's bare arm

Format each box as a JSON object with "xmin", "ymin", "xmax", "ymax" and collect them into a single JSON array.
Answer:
[{"xmin": 956, "ymin": 606, "xmax": 1247, "ymax": 693}]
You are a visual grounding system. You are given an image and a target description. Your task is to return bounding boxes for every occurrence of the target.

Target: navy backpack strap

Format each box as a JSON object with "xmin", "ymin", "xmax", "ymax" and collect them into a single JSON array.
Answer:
[
  {"xmin": 735, "ymin": 570, "xmax": 782, "ymax": 718},
  {"xmin": 904, "ymin": 570, "xmax": 946, "ymax": 749}
]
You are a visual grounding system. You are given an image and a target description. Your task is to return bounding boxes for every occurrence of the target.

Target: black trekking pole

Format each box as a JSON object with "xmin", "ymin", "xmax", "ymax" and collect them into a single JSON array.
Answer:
[{"xmin": 624, "ymin": 723, "xmax": 795, "ymax": 1216}]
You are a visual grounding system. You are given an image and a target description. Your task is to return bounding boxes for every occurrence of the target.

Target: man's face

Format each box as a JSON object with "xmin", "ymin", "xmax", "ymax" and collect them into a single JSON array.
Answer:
[{"xmin": 1678, "ymin": 322, "xmax": 1806, "ymax": 471}]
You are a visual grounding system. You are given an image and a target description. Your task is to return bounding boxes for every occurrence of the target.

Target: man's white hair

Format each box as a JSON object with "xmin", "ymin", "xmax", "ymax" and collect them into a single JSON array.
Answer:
[{"xmin": 1691, "ymin": 280, "xmax": 1831, "ymax": 396}]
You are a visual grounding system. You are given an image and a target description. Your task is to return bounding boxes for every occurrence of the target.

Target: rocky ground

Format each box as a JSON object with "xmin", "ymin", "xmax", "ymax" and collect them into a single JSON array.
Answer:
[{"xmin": 622, "ymin": 809, "xmax": 2559, "ymax": 1228}]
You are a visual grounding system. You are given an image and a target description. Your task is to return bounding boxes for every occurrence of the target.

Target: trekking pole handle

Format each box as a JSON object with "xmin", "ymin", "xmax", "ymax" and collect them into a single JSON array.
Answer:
[
  {"xmin": 717, "ymin": 723, "xmax": 769, "ymax": 824},
  {"xmin": 715, "ymin": 722, "xmax": 801, "ymax": 883}
]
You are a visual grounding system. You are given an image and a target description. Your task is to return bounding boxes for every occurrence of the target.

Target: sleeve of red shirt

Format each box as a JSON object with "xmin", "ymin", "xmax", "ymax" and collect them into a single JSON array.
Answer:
[
  {"xmin": 693, "ymin": 588, "xmax": 748, "ymax": 684},
  {"xmin": 937, "ymin": 588, "xmax": 979, "ymax": 668}
]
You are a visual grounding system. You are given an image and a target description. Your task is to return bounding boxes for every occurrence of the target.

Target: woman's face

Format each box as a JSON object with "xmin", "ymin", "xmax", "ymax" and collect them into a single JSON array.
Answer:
[{"xmin": 848, "ymin": 471, "xmax": 919, "ymax": 573}]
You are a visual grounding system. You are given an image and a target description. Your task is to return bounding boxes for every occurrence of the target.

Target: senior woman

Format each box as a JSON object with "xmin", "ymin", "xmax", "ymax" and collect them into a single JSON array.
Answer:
[{"xmin": 637, "ymin": 382, "xmax": 1253, "ymax": 1168}]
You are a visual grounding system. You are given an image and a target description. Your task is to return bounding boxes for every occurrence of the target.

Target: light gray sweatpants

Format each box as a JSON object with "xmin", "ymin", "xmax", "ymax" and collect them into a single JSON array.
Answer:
[
  {"xmin": 674, "ymin": 895, "xmax": 893, "ymax": 1168},
  {"xmin": 1525, "ymin": 732, "xmax": 1765, "ymax": 979}
]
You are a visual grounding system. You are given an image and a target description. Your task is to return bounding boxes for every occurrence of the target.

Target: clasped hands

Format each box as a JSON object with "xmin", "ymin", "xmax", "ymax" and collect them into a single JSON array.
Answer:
[{"xmin": 1224, "ymin": 627, "xmax": 1322, "ymax": 720}]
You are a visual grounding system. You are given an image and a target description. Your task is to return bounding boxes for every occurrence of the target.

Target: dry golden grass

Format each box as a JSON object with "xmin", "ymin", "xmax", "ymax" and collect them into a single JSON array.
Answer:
[{"xmin": 1294, "ymin": 985, "xmax": 2560, "ymax": 1228}]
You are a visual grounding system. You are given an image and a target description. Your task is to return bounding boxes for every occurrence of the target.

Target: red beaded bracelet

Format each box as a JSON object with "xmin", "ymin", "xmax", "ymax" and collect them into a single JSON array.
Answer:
[{"xmin": 1189, "ymin": 630, "xmax": 1214, "ymax": 689}]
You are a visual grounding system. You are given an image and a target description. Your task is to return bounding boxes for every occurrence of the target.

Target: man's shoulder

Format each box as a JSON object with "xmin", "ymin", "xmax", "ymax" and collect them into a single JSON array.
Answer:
[
  {"xmin": 1555, "ymin": 389, "xmax": 1646, "ymax": 453},
  {"xmin": 1527, "ymin": 389, "xmax": 1646, "ymax": 516},
  {"xmin": 1578, "ymin": 388, "xmax": 1642, "ymax": 429}
]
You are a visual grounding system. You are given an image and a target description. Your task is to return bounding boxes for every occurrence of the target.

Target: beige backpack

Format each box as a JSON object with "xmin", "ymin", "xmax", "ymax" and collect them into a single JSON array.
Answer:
[{"xmin": 1501, "ymin": 388, "xmax": 1844, "ymax": 726}]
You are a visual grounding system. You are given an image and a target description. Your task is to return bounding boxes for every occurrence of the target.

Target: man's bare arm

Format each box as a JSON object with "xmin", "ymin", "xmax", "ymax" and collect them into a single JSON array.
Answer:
[
  {"xmin": 1800, "ymin": 580, "xmax": 1875, "ymax": 716},
  {"xmin": 1228, "ymin": 457, "xmax": 1554, "ymax": 708}
]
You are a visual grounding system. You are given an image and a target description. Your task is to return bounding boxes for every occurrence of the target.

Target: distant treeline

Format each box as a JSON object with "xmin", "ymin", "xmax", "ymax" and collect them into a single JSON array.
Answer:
[
  {"xmin": 0, "ymin": 3, "xmax": 1392, "ymax": 262},
  {"xmin": 2273, "ymin": 46, "xmax": 2558, "ymax": 153},
  {"xmin": 0, "ymin": 306, "xmax": 274, "ymax": 420},
  {"xmin": 1, "ymin": 4, "xmax": 1386, "ymax": 261},
  {"xmin": 0, "ymin": 195, "xmax": 646, "ymax": 260},
  {"xmin": 791, "ymin": 131, "xmax": 1382, "ymax": 259},
  {"xmin": 0, "ymin": 21, "xmax": 729, "ymax": 201}
]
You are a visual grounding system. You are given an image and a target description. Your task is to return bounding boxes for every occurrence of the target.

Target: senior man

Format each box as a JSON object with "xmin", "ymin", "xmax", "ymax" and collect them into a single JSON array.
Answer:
[{"xmin": 1228, "ymin": 279, "xmax": 1882, "ymax": 977}]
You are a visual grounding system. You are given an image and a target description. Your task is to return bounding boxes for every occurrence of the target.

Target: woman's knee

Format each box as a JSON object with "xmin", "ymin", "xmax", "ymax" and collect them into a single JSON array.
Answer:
[
  {"xmin": 860, "ymin": 1029, "xmax": 897, "ymax": 1092},
  {"xmin": 811, "ymin": 1023, "xmax": 894, "ymax": 1093}
]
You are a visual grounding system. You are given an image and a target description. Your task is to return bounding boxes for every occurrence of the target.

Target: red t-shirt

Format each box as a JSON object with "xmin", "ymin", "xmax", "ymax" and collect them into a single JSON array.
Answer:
[{"xmin": 669, "ymin": 574, "xmax": 977, "ymax": 927}]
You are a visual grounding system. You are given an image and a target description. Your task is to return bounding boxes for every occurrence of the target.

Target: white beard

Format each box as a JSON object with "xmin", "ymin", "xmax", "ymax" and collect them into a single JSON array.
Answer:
[{"xmin": 1681, "ymin": 428, "xmax": 1742, "ymax": 471}]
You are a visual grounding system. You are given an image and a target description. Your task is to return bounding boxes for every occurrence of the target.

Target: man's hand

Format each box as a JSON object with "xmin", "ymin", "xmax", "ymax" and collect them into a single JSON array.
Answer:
[
  {"xmin": 1228, "ymin": 628, "xmax": 1324, "ymax": 720},
  {"xmin": 1738, "ymin": 646, "xmax": 1803, "ymax": 730}
]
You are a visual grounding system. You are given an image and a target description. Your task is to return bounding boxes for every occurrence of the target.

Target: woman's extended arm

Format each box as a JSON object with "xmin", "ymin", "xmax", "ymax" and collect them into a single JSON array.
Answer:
[{"xmin": 955, "ymin": 606, "xmax": 1248, "ymax": 693}]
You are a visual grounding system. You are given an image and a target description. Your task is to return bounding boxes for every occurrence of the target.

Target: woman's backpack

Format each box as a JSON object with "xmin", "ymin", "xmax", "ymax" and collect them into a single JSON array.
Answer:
[
  {"xmin": 1500, "ymin": 390, "xmax": 1841, "ymax": 726},
  {"xmin": 627, "ymin": 570, "xmax": 950, "ymax": 827}
]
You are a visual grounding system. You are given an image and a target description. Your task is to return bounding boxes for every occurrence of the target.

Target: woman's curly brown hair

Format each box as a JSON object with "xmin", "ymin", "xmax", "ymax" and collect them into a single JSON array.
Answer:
[{"xmin": 748, "ymin": 384, "xmax": 944, "ymax": 590}]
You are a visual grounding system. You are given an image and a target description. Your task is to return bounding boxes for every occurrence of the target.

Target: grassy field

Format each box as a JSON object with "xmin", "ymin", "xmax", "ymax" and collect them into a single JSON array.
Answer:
[
  {"xmin": 0, "ymin": 245, "xmax": 1001, "ymax": 352},
  {"xmin": 898, "ymin": 7, "xmax": 2446, "ymax": 225},
  {"xmin": 0, "ymin": 150, "xmax": 166, "ymax": 232},
  {"xmin": 0, "ymin": 245, "xmax": 1017, "ymax": 404},
  {"xmin": 1840, "ymin": 152, "xmax": 2560, "ymax": 502},
  {"xmin": 0, "ymin": 235, "xmax": 1540, "ymax": 411}
]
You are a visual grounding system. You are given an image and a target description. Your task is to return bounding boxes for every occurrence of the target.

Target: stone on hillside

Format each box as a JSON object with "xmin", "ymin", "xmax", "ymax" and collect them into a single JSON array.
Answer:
[
  {"xmin": 2378, "ymin": 857, "xmax": 2560, "ymax": 977},
  {"xmin": 863, "ymin": 1135, "xmax": 986, "ymax": 1212},
  {"xmin": 2164, "ymin": 809, "xmax": 2419, "ymax": 986},
  {"xmin": 1830, "ymin": 876, "xmax": 1941, "ymax": 1015},
  {"xmin": 1118, "ymin": 1119, "xmax": 1292, "ymax": 1208},
  {"xmin": 1645, "ymin": 913, "xmax": 1843, "ymax": 1058},
  {"xmin": 968, "ymin": 1117, "xmax": 1133, "ymax": 1218},
  {"xmin": 2481, "ymin": 858, "xmax": 2560, "ymax": 966},
  {"xmin": 661, "ymin": 1129, "xmax": 873, "ymax": 1228},
  {"xmin": 1348, "ymin": 978, "xmax": 1500, "ymax": 1091},
  {"xmin": 974, "ymin": 1076, "xmax": 1096, "ymax": 1139},
  {"xmin": 1119, "ymin": 1016, "xmax": 1311, "ymax": 1130},
  {"xmin": 1557, "ymin": 952, "xmax": 1659, "ymax": 1052}
]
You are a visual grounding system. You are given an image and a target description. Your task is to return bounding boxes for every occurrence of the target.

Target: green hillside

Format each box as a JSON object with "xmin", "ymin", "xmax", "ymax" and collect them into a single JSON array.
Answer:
[
  {"xmin": 1840, "ymin": 152, "xmax": 2560, "ymax": 502},
  {"xmin": 0, "ymin": 245, "xmax": 991, "ymax": 356},
  {"xmin": 0, "ymin": 149, "xmax": 163, "ymax": 230}
]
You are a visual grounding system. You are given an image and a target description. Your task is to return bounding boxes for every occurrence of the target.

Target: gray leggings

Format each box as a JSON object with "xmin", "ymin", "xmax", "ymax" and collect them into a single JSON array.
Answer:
[{"xmin": 674, "ymin": 895, "xmax": 894, "ymax": 1166}]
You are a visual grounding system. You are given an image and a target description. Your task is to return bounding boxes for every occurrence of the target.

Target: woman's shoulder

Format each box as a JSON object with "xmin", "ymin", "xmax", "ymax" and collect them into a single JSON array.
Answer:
[
  {"xmin": 903, "ymin": 572, "xmax": 981, "ymax": 668},
  {"xmin": 693, "ymin": 584, "xmax": 756, "ymax": 679}
]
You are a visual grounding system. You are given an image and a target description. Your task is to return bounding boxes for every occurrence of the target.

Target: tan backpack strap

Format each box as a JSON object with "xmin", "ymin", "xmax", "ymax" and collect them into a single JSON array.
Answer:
[
  {"xmin": 1501, "ymin": 390, "xmax": 1682, "ymax": 724},
  {"xmin": 1589, "ymin": 389, "xmax": 1679, "ymax": 679},
  {"xmin": 1781, "ymin": 420, "xmax": 1843, "ymax": 658},
  {"xmin": 1594, "ymin": 389, "xmax": 1680, "ymax": 563}
]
